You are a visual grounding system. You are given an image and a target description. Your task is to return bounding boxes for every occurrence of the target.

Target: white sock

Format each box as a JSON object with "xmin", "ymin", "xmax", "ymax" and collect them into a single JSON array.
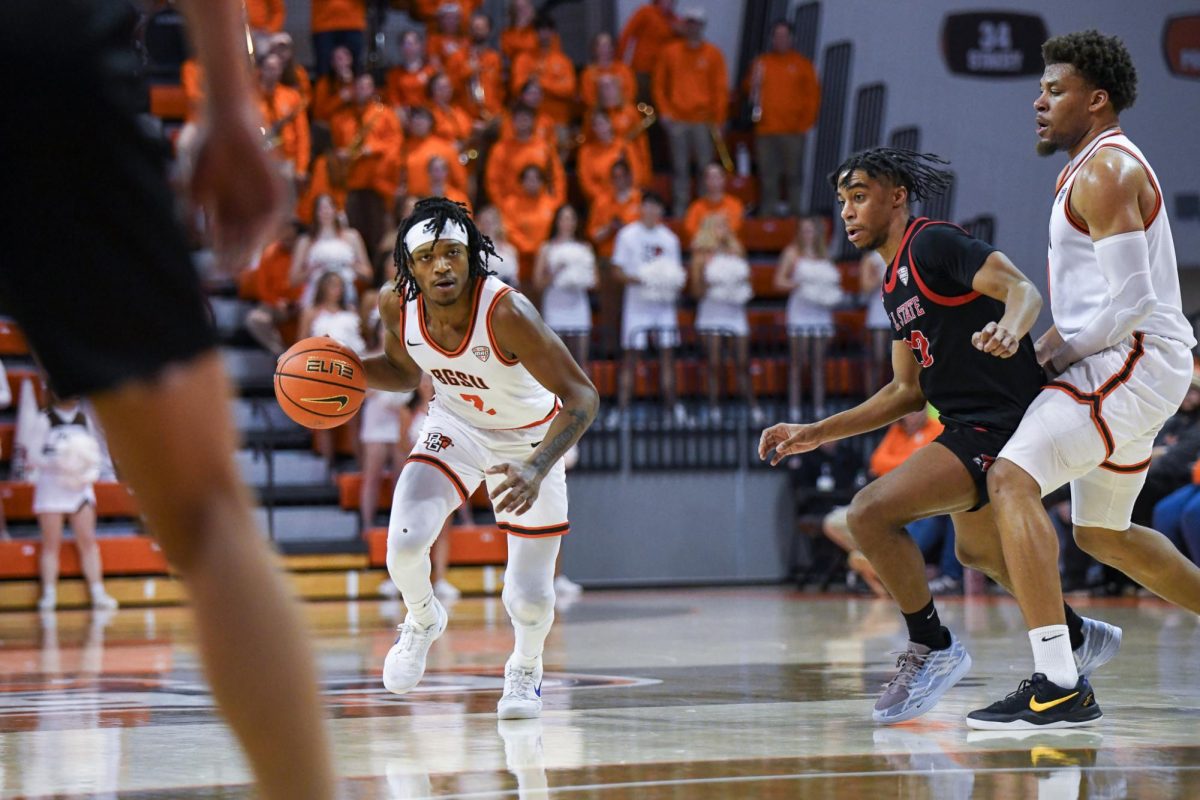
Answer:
[
  {"xmin": 89, "ymin": 582, "xmax": 108, "ymax": 598},
  {"xmin": 1030, "ymin": 625, "xmax": 1079, "ymax": 689},
  {"xmin": 405, "ymin": 591, "xmax": 440, "ymax": 628},
  {"xmin": 511, "ymin": 652, "xmax": 541, "ymax": 670}
]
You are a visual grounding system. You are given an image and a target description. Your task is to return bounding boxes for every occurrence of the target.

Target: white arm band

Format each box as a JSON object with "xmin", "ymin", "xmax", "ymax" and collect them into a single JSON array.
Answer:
[{"xmin": 1052, "ymin": 230, "xmax": 1157, "ymax": 372}]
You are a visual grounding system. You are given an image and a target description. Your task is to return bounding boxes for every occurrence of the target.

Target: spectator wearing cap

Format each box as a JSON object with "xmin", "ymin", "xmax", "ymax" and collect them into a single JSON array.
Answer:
[
  {"xmin": 510, "ymin": 15, "xmax": 577, "ymax": 131},
  {"xmin": 246, "ymin": 0, "xmax": 286, "ymax": 35},
  {"xmin": 653, "ymin": 7, "xmax": 729, "ymax": 217},
  {"xmin": 683, "ymin": 163, "xmax": 745, "ymax": 245},
  {"xmin": 618, "ymin": 0, "xmax": 680, "ymax": 103},
  {"xmin": 403, "ymin": 107, "xmax": 468, "ymax": 199},
  {"xmin": 444, "ymin": 12, "xmax": 506, "ymax": 122},
  {"xmin": 580, "ymin": 32, "xmax": 637, "ymax": 113},
  {"xmin": 428, "ymin": 3, "xmax": 469, "ymax": 68},
  {"xmin": 311, "ymin": 0, "xmax": 366, "ymax": 78},
  {"xmin": 485, "ymin": 104, "xmax": 566, "ymax": 207},
  {"xmin": 386, "ymin": 31, "xmax": 436, "ymax": 115},
  {"xmin": 746, "ymin": 20, "xmax": 820, "ymax": 217},
  {"xmin": 270, "ymin": 33, "xmax": 312, "ymax": 109}
]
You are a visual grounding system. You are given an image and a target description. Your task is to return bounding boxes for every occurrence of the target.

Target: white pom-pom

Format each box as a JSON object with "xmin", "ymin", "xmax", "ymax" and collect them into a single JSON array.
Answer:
[
  {"xmin": 704, "ymin": 254, "xmax": 753, "ymax": 306},
  {"xmin": 550, "ymin": 242, "xmax": 597, "ymax": 290},
  {"xmin": 638, "ymin": 256, "xmax": 686, "ymax": 303},
  {"xmin": 312, "ymin": 312, "xmax": 366, "ymax": 355},
  {"xmin": 796, "ymin": 258, "xmax": 844, "ymax": 308},
  {"xmin": 53, "ymin": 429, "xmax": 102, "ymax": 492}
]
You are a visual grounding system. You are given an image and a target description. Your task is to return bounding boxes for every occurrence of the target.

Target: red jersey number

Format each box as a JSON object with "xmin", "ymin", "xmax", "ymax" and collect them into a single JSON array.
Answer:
[
  {"xmin": 904, "ymin": 330, "xmax": 934, "ymax": 367},
  {"xmin": 461, "ymin": 393, "xmax": 497, "ymax": 416}
]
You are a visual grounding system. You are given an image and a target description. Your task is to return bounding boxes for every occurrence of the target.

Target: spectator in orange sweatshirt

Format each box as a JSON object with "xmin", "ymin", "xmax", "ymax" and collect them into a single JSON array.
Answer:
[
  {"xmin": 428, "ymin": 72, "xmax": 473, "ymax": 149},
  {"xmin": 244, "ymin": 219, "xmax": 305, "ymax": 355},
  {"xmin": 403, "ymin": 107, "xmax": 468, "ymax": 199},
  {"xmin": 587, "ymin": 159, "xmax": 642, "ymax": 260},
  {"xmin": 577, "ymin": 112, "xmax": 645, "ymax": 203},
  {"xmin": 330, "ymin": 73, "xmax": 404, "ymax": 264},
  {"xmin": 497, "ymin": 79, "xmax": 557, "ymax": 146},
  {"xmin": 595, "ymin": 75, "xmax": 652, "ymax": 185},
  {"xmin": 269, "ymin": 33, "xmax": 312, "ymax": 109},
  {"xmin": 428, "ymin": 3, "xmax": 469, "ymax": 68},
  {"xmin": 510, "ymin": 15, "xmax": 577, "ymax": 129},
  {"xmin": 580, "ymin": 32, "xmax": 637, "ymax": 112},
  {"xmin": 499, "ymin": 165, "xmax": 558, "ymax": 284},
  {"xmin": 747, "ymin": 20, "xmax": 820, "ymax": 217},
  {"xmin": 386, "ymin": 31, "xmax": 436, "ymax": 116},
  {"xmin": 500, "ymin": 0, "xmax": 541, "ymax": 65},
  {"xmin": 311, "ymin": 0, "xmax": 366, "ymax": 77},
  {"xmin": 444, "ymin": 12, "xmax": 506, "ymax": 122},
  {"xmin": 683, "ymin": 163, "xmax": 744, "ymax": 245},
  {"xmin": 485, "ymin": 105, "xmax": 566, "ymax": 207},
  {"xmin": 618, "ymin": 0, "xmax": 679, "ymax": 102},
  {"xmin": 411, "ymin": 0, "xmax": 480, "ymax": 24},
  {"xmin": 257, "ymin": 53, "xmax": 310, "ymax": 190},
  {"xmin": 422, "ymin": 155, "xmax": 472, "ymax": 211},
  {"xmin": 312, "ymin": 44, "xmax": 355, "ymax": 124},
  {"xmin": 246, "ymin": 0, "xmax": 285, "ymax": 35},
  {"xmin": 653, "ymin": 8, "xmax": 728, "ymax": 217}
]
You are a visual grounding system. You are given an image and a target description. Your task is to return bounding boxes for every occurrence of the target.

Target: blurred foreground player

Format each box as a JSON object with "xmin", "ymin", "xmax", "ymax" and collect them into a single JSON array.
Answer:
[
  {"xmin": 0, "ymin": 2, "xmax": 335, "ymax": 797},
  {"xmin": 364, "ymin": 198, "xmax": 597, "ymax": 719}
]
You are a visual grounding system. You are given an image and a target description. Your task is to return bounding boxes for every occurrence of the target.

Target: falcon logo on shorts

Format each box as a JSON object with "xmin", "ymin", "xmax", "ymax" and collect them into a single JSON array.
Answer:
[
  {"xmin": 973, "ymin": 454, "xmax": 996, "ymax": 472},
  {"xmin": 473, "ymin": 345, "xmax": 491, "ymax": 362},
  {"xmin": 424, "ymin": 432, "xmax": 454, "ymax": 452},
  {"xmin": 898, "ymin": 265, "xmax": 910, "ymax": 286}
]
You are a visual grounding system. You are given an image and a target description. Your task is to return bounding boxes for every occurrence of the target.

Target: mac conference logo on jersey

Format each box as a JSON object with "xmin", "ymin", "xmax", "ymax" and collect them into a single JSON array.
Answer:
[
  {"xmin": 473, "ymin": 345, "xmax": 491, "ymax": 362},
  {"xmin": 941, "ymin": 12, "xmax": 1047, "ymax": 77},
  {"xmin": 1164, "ymin": 15, "xmax": 1200, "ymax": 79}
]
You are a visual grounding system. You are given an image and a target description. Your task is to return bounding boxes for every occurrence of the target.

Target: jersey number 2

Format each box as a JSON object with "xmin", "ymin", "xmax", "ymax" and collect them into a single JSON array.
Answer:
[
  {"xmin": 904, "ymin": 330, "xmax": 934, "ymax": 367},
  {"xmin": 461, "ymin": 394, "xmax": 497, "ymax": 416}
]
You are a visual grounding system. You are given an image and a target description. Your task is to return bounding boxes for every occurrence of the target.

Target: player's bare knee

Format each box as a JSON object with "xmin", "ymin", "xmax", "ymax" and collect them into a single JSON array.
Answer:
[
  {"xmin": 1073, "ymin": 524, "xmax": 1128, "ymax": 565},
  {"xmin": 985, "ymin": 458, "xmax": 1034, "ymax": 504},
  {"xmin": 846, "ymin": 488, "xmax": 896, "ymax": 546}
]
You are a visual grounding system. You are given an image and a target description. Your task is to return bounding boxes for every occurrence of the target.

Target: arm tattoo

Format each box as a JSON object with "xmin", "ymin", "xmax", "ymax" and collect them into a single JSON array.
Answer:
[{"xmin": 531, "ymin": 408, "xmax": 590, "ymax": 474}]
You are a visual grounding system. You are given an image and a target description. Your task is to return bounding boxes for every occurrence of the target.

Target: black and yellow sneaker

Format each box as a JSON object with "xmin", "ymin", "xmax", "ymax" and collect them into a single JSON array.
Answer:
[{"xmin": 966, "ymin": 673, "xmax": 1102, "ymax": 730}]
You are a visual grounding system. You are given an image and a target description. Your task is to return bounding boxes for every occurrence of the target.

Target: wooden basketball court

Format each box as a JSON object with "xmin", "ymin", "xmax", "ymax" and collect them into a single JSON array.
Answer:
[{"xmin": 2, "ymin": 588, "xmax": 1198, "ymax": 797}]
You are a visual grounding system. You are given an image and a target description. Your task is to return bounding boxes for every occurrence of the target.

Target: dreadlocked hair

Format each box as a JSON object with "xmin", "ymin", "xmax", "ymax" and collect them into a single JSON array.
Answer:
[
  {"xmin": 1042, "ymin": 29, "xmax": 1137, "ymax": 113},
  {"xmin": 392, "ymin": 197, "xmax": 496, "ymax": 301},
  {"xmin": 828, "ymin": 148, "xmax": 953, "ymax": 203}
]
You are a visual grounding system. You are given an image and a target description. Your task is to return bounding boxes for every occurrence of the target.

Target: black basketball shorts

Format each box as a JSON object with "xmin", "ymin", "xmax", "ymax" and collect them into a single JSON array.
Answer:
[
  {"xmin": 0, "ymin": 0, "xmax": 215, "ymax": 397},
  {"xmin": 933, "ymin": 420, "xmax": 1015, "ymax": 511}
]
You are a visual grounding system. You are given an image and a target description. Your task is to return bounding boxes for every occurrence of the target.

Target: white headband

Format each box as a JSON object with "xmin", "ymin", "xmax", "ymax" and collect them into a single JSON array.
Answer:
[{"xmin": 404, "ymin": 218, "xmax": 469, "ymax": 254}]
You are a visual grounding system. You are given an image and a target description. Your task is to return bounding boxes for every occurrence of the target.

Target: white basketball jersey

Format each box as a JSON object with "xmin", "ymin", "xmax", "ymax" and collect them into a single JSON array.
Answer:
[
  {"xmin": 402, "ymin": 275, "xmax": 560, "ymax": 430},
  {"xmin": 1048, "ymin": 130, "xmax": 1195, "ymax": 348}
]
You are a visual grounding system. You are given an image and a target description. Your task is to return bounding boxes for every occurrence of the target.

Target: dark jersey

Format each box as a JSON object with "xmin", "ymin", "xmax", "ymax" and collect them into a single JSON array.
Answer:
[{"xmin": 881, "ymin": 217, "xmax": 1044, "ymax": 432}]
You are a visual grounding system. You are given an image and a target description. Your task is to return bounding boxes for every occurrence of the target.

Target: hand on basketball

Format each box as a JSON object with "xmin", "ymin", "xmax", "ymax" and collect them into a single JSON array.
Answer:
[
  {"xmin": 487, "ymin": 461, "xmax": 543, "ymax": 516},
  {"xmin": 190, "ymin": 111, "xmax": 284, "ymax": 274},
  {"xmin": 972, "ymin": 322, "xmax": 1019, "ymax": 358},
  {"xmin": 1034, "ymin": 325, "xmax": 1065, "ymax": 369},
  {"xmin": 759, "ymin": 423, "xmax": 824, "ymax": 466}
]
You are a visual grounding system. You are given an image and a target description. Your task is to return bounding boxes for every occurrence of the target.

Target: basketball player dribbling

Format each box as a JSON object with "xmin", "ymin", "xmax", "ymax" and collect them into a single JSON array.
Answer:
[
  {"xmin": 760, "ymin": 148, "xmax": 1121, "ymax": 724},
  {"xmin": 364, "ymin": 198, "xmax": 598, "ymax": 719},
  {"xmin": 970, "ymin": 30, "xmax": 1200, "ymax": 730},
  {"xmin": 0, "ymin": 2, "xmax": 335, "ymax": 797}
]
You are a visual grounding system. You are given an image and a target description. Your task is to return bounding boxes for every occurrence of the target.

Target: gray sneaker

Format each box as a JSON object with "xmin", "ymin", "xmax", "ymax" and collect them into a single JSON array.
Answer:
[
  {"xmin": 1074, "ymin": 616, "xmax": 1122, "ymax": 677},
  {"xmin": 873, "ymin": 636, "xmax": 972, "ymax": 724}
]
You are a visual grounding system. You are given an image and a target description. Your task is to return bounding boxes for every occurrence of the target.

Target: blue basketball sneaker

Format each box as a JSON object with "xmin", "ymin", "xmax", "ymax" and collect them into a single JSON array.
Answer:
[{"xmin": 873, "ymin": 634, "xmax": 972, "ymax": 724}]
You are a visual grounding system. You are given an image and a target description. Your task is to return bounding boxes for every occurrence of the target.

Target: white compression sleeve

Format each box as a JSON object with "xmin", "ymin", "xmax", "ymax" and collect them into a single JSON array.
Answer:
[{"xmin": 1052, "ymin": 230, "xmax": 1157, "ymax": 372}]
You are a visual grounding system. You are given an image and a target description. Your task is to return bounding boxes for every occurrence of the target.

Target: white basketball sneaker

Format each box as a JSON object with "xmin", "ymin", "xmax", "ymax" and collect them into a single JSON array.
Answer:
[
  {"xmin": 382, "ymin": 598, "xmax": 448, "ymax": 694},
  {"xmin": 1074, "ymin": 616, "xmax": 1122, "ymax": 677},
  {"xmin": 497, "ymin": 655, "xmax": 543, "ymax": 719}
]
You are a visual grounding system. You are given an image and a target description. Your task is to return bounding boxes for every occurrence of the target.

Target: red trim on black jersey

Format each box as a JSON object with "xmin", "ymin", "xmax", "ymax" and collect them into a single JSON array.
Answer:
[
  {"xmin": 884, "ymin": 217, "xmax": 928, "ymax": 293},
  {"xmin": 905, "ymin": 221, "xmax": 982, "ymax": 307}
]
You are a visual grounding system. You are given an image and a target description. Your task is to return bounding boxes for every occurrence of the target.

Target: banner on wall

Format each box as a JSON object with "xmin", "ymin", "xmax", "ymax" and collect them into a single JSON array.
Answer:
[
  {"xmin": 1164, "ymin": 15, "xmax": 1200, "ymax": 79},
  {"xmin": 941, "ymin": 11, "xmax": 1048, "ymax": 78}
]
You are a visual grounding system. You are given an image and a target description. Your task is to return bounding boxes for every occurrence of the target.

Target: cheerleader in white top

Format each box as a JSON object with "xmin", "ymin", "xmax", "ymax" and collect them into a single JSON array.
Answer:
[
  {"xmin": 858, "ymin": 249, "xmax": 892, "ymax": 395},
  {"xmin": 533, "ymin": 205, "xmax": 596, "ymax": 366},
  {"xmin": 289, "ymin": 194, "xmax": 373, "ymax": 308},
  {"xmin": 773, "ymin": 217, "xmax": 843, "ymax": 420},
  {"xmin": 365, "ymin": 199, "xmax": 598, "ymax": 719},
  {"xmin": 30, "ymin": 395, "xmax": 117, "ymax": 611},
  {"xmin": 476, "ymin": 205, "xmax": 521, "ymax": 288},
  {"xmin": 689, "ymin": 213, "xmax": 760, "ymax": 424}
]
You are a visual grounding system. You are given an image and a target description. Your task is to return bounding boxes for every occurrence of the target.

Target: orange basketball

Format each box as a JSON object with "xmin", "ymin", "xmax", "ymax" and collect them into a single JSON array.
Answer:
[{"xmin": 274, "ymin": 337, "xmax": 367, "ymax": 429}]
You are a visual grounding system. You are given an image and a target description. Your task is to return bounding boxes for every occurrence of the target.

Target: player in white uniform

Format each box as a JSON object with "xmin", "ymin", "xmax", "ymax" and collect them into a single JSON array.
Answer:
[
  {"xmin": 970, "ymin": 30, "xmax": 1200, "ymax": 730},
  {"xmin": 363, "ymin": 198, "xmax": 598, "ymax": 719}
]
